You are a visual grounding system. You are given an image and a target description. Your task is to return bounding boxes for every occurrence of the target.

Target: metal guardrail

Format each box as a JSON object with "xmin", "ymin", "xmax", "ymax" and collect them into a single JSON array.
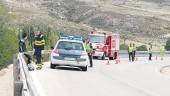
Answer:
[
  {"xmin": 119, "ymin": 51, "xmax": 170, "ymax": 57},
  {"xmin": 13, "ymin": 50, "xmax": 51, "ymax": 96},
  {"xmin": 14, "ymin": 53, "xmax": 35, "ymax": 96},
  {"xmin": 13, "ymin": 54, "xmax": 37, "ymax": 96}
]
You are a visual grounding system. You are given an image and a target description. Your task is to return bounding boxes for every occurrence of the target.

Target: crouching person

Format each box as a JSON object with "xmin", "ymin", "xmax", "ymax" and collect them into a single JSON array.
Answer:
[{"xmin": 19, "ymin": 33, "xmax": 34, "ymax": 71}]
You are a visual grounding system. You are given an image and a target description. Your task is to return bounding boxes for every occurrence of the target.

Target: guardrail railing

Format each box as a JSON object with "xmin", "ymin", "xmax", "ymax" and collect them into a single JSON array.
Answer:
[
  {"xmin": 14, "ymin": 53, "xmax": 34, "ymax": 96},
  {"xmin": 119, "ymin": 51, "xmax": 170, "ymax": 57},
  {"xmin": 13, "ymin": 50, "xmax": 51, "ymax": 96}
]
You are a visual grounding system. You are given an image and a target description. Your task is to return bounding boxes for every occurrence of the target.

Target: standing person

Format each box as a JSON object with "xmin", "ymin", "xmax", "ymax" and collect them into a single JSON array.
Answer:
[
  {"xmin": 32, "ymin": 31, "xmax": 45, "ymax": 69},
  {"xmin": 128, "ymin": 43, "xmax": 133, "ymax": 62},
  {"xmin": 132, "ymin": 43, "xmax": 136, "ymax": 61},
  {"xmin": 148, "ymin": 45, "xmax": 152, "ymax": 61},
  {"xmin": 85, "ymin": 40, "xmax": 93, "ymax": 67},
  {"xmin": 160, "ymin": 45, "xmax": 165, "ymax": 60}
]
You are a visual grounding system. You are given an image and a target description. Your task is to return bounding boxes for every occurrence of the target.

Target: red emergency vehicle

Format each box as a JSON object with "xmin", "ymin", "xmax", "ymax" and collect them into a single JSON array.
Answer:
[{"xmin": 88, "ymin": 32, "xmax": 120, "ymax": 60}]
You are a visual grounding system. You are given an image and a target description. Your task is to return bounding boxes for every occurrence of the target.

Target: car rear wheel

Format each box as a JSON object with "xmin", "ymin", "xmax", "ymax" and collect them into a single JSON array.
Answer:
[
  {"xmin": 81, "ymin": 66, "xmax": 87, "ymax": 71},
  {"xmin": 50, "ymin": 63, "xmax": 56, "ymax": 69},
  {"xmin": 109, "ymin": 57, "xmax": 113, "ymax": 60}
]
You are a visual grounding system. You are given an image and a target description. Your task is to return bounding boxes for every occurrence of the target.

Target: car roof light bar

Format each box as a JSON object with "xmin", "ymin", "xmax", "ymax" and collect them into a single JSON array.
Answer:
[{"xmin": 60, "ymin": 35, "xmax": 82, "ymax": 41}]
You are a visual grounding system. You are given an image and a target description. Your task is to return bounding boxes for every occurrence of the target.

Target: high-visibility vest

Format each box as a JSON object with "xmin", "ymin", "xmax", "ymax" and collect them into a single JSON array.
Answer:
[
  {"xmin": 34, "ymin": 35, "xmax": 45, "ymax": 46},
  {"xmin": 133, "ymin": 46, "xmax": 136, "ymax": 51},
  {"xmin": 85, "ymin": 43, "xmax": 92, "ymax": 52},
  {"xmin": 148, "ymin": 48, "xmax": 152, "ymax": 53},
  {"xmin": 128, "ymin": 46, "xmax": 133, "ymax": 52},
  {"xmin": 160, "ymin": 46, "xmax": 165, "ymax": 56}
]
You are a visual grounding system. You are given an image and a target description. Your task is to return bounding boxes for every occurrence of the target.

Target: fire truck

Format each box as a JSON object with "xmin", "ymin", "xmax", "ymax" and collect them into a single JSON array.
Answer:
[{"xmin": 88, "ymin": 32, "xmax": 120, "ymax": 60}]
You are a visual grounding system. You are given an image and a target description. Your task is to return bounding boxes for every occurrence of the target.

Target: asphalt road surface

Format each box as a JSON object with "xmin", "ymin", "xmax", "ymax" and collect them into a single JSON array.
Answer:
[{"xmin": 29, "ymin": 57, "xmax": 170, "ymax": 96}]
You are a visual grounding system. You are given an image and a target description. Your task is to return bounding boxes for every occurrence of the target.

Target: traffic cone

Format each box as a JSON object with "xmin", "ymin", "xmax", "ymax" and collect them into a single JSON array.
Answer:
[
  {"xmin": 115, "ymin": 52, "xmax": 120, "ymax": 64},
  {"xmin": 107, "ymin": 59, "xmax": 110, "ymax": 65},
  {"xmin": 115, "ymin": 60, "xmax": 118, "ymax": 64},
  {"xmin": 115, "ymin": 58, "xmax": 120, "ymax": 64},
  {"xmin": 115, "ymin": 59, "xmax": 118, "ymax": 64}
]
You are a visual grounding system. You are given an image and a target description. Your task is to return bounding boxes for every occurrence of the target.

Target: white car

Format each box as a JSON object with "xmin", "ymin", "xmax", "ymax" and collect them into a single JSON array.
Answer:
[{"xmin": 50, "ymin": 36, "xmax": 89, "ymax": 71}]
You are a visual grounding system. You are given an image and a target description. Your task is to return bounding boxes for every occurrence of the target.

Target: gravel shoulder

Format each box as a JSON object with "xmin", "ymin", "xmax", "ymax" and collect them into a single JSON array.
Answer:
[{"xmin": 0, "ymin": 64, "xmax": 13, "ymax": 96}]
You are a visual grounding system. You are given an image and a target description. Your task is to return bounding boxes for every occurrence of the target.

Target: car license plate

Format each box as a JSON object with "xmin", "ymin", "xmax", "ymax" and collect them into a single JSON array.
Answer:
[
  {"xmin": 96, "ymin": 49, "xmax": 100, "ymax": 51},
  {"xmin": 76, "ymin": 60, "xmax": 80, "ymax": 64},
  {"xmin": 64, "ymin": 57, "xmax": 75, "ymax": 61}
]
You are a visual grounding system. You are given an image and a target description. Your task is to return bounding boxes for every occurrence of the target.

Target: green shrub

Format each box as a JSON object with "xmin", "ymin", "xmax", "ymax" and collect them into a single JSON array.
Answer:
[
  {"xmin": 0, "ymin": 27, "xmax": 18, "ymax": 69},
  {"xmin": 137, "ymin": 45, "xmax": 147, "ymax": 51},
  {"xmin": 120, "ymin": 44, "xmax": 128, "ymax": 50},
  {"xmin": 0, "ymin": 1, "xmax": 18, "ymax": 69},
  {"xmin": 19, "ymin": 24, "xmax": 59, "ymax": 50}
]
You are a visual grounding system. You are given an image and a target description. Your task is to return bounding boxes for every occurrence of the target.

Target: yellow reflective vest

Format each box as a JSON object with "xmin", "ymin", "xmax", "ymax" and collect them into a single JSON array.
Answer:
[
  {"xmin": 160, "ymin": 46, "xmax": 165, "ymax": 57},
  {"xmin": 34, "ymin": 35, "xmax": 45, "ymax": 46},
  {"xmin": 128, "ymin": 46, "xmax": 133, "ymax": 53},
  {"xmin": 133, "ymin": 46, "xmax": 136, "ymax": 51},
  {"xmin": 35, "ymin": 40, "xmax": 45, "ymax": 46},
  {"xmin": 85, "ymin": 43, "xmax": 92, "ymax": 53},
  {"xmin": 148, "ymin": 48, "xmax": 152, "ymax": 53}
]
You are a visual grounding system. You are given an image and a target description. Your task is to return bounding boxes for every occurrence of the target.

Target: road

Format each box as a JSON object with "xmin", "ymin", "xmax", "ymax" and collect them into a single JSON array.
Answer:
[{"xmin": 29, "ymin": 57, "xmax": 170, "ymax": 96}]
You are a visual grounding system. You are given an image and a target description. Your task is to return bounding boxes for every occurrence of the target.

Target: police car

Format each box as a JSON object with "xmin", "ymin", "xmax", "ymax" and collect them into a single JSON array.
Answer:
[{"xmin": 50, "ymin": 35, "xmax": 89, "ymax": 71}]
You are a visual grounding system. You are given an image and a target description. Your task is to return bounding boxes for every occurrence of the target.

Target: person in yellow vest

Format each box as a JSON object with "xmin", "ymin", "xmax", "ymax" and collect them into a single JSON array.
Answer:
[
  {"xmin": 148, "ymin": 45, "xmax": 152, "ymax": 61},
  {"xmin": 132, "ymin": 43, "xmax": 136, "ymax": 61},
  {"xmin": 128, "ymin": 43, "xmax": 133, "ymax": 62},
  {"xmin": 160, "ymin": 45, "xmax": 166, "ymax": 60},
  {"xmin": 85, "ymin": 41, "xmax": 93, "ymax": 67},
  {"xmin": 32, "ymin": 31, "xmax": 45, "ymax": 70}
]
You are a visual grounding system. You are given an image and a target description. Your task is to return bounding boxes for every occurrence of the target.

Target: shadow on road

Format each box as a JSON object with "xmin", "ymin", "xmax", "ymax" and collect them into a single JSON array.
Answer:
[{"xmin": 54, "ymin": 66, "xmax": 82, "ymax": 72}]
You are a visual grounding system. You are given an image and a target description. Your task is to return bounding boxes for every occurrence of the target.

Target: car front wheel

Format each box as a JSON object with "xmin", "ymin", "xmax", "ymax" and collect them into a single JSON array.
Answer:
[
  {"xmin": 50, "ymin": 63, "xmax": 56, "ymax": 69},
  {"xmin": 81, "ymin": 66, "xmax": 87, "ymax": 71}
]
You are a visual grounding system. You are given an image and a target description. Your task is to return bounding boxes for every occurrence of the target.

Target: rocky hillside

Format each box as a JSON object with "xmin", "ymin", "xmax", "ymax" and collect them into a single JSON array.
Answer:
[
  {"xmin": 6, "ymin": 0, "xmax": 170, "ymax": 46},
  {"xmin": 40, "ymin": 0, "xmax": 170, "ymax": 45}
]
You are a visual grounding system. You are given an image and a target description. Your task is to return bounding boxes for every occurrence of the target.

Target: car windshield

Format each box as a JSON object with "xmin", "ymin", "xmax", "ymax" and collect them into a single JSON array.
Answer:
[
  {"xmin": 89, "ymin": 35, "xmax": 106, "ymax": 44},
  {"xmin": 57, "ymin": 41, "xmax": 84, "ymax": 51}
]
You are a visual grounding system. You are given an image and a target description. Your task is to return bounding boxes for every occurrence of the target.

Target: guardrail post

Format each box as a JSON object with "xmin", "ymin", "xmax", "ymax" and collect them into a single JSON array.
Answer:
[
  {"xmin": 13, "ymin": 54, "xmax": 23, "ymax": 96},
  {"xmin": 14, "ymin": 81, "xmax": 23, "ymax": 96}
]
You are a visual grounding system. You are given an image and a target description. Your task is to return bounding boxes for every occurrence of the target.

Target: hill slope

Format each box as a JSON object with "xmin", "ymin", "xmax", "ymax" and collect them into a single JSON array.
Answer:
[
  {"xmin": 6, "ymin": 0, "xmax": 170, "ymax": 46},
  {"xmin": 40, "ymin": 0, "xmax": 170, "ymax": 45}
]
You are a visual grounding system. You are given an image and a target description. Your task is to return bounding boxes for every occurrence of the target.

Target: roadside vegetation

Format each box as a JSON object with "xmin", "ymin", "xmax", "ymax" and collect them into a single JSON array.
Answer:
[
  {"xmin": 165, "ymin": 37, "xmax": 170, "ymax": 51},
  {"xmin": 0, "ymin": 0, "xmax": 58, "ymax": 70},
  {"xmin": 0, "ymin": 2, "xmax": 18, "ymax": 69},
  {"xmin": 18, "ymin": 24, "xmax": 59, "ymax": 50}
]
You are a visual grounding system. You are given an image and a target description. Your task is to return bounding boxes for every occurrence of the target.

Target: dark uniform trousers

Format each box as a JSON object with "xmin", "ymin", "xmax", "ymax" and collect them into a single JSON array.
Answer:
[
  {"xmin": 35, "ymin": 46, "xmax": 43, "ymax": 64},
  {"xmin": 149, "ymin": 53, "xmax": 152, "ymax": 60},
  {"xmin": 129, "ymin": 52, "xmax": 133, "ymax": 62},
  {"xmin": 88, "ymin": 53, "xmax": 93, "ymax": 67}
]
